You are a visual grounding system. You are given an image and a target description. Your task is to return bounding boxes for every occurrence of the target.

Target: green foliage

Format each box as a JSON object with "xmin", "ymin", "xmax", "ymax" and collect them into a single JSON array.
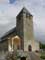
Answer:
[
  {"xmin": 5, "ymin": 50, "xmax": 28, "ymax": 60},
  {"xmin": 40, "ymin": 56, "xmax": 45, "ymax": 59},
  {"xmin": 5, "ymin": 50, "xmax": 19, "ymax": 60},
  {"xmin": 40, "ymin": 52, "xmax": 45, "ymax": 59},
  {"xmin": 40, "ymin": 42, "xmax": 45, "ymax": 49},
  {"xmin": 40, "ymin": 54, "xmax": 45, "ymax": 59}
]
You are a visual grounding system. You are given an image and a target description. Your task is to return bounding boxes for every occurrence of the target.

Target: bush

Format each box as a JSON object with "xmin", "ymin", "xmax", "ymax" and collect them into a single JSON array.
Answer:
[
  {"xmin": 5, "ymin": 50, "xmax": 28, "ymax": 60},
  {"xmin": 40, "ymin": 51, "xmax": 45, "ymax": 59},
  {"xmin": 40, "ymin": 56, "xmax": 45, "ymax": 59},
  {"xmin": 5, "ymin": 50, "xmax": 19, "ymax": 60}
]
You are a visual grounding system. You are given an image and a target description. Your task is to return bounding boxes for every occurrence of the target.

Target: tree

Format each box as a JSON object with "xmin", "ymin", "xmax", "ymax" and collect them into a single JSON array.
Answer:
[{"xmin": 40, "ymin": 42, "xmax": 45, "ymax": 49}]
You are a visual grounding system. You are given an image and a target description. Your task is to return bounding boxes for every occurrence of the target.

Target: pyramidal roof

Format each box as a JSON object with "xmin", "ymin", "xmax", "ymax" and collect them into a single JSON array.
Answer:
[
  {"xmin": 16, "ymin": 7, "xmax": 33, "ymax": 17},
  {"xmin": 22, "ymin": 7, "xmax": 31, "ymax": 13}
]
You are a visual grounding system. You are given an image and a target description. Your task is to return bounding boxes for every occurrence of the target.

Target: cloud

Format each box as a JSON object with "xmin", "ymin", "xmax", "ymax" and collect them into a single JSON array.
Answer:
[
  {"xmin": 0, "ymin": 0, "xmax": 45, "ymax": 42},
  {"xmin": 5, "ymin": 6, "xmax": 19, "ymax": 17},
  {"xmin": 0, "ymin": 0, "xmax": 9, "ymax": 4},
  {"xmin": 0, "ymin": 11, "xmax": 10, "ymax": 25},
  {"xmin": 9, "ymin": 0, "xmax": 16, "ymax": 4},
  {"xmin": 0, "ymin": 20, "xmax": 9, "ymax": 25}
]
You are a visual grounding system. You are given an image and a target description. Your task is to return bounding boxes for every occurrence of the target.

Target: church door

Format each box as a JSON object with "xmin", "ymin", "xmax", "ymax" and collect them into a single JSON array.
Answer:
[{"xmin": 28, "ymin": 45, "xmax": 32, "ymax": 51}]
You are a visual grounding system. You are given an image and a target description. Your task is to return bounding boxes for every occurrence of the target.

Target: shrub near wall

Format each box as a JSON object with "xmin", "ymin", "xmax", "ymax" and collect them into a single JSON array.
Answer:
[
  {"xmin": 5, "ymin": 50, "xmax": 19, "ymax": 60},
  {"xmin": 40, "ymin": 52, "xmax": 45, "ymax": 59},
  {"xmin": 5, "ymin": 50, "xmax": 28, "ymax": 60}
]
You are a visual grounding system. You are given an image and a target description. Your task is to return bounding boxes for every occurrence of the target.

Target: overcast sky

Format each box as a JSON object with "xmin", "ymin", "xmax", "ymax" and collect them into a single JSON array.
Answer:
[{"xmin": 0, "ymin": 0, "xmax": 45, "ymax": 43}]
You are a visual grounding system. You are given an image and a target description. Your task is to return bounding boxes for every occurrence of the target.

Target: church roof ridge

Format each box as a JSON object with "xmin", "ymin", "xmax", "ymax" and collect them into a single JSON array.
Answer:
[
  {"xmin": 16, "ymin": 7, "xmax": 33, "ymax": 18},
  {"xmin": 1, "ymin": 27, "xmax": 17, "ymax": 40}
]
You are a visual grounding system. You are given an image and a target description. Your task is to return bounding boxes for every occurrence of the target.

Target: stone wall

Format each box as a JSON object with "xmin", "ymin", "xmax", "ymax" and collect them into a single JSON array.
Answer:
[{"xmin": 0, "ymin": 40, "xmax": 8, "ymax": 52}]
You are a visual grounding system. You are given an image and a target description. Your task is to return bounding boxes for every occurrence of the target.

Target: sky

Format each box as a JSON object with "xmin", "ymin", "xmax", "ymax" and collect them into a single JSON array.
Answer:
[{"xmin": 0, "ymin": 0, "xmax": 45, "ymax": 43}]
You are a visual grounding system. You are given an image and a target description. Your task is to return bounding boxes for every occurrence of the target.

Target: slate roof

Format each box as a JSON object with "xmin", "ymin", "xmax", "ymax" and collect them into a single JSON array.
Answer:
[
  {"xmin": 1, "ymin": 27, "xmax": 17, "ymax": 42},
  {"xmin": 16, "ymin": 7, "xmax": 33, "ymax": 18}
]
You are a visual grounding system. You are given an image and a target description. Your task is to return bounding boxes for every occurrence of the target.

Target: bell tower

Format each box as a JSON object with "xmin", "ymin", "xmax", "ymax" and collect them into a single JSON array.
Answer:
[{"xmin": 16, "ymin": 7, "xmax": 34, "ymax": 51}]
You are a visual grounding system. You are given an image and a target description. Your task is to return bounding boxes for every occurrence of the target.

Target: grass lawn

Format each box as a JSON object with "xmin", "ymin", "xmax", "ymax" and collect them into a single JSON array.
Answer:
[{"xmin": 40, "ymin": 51, "xmax": 45, "ymax": 59}]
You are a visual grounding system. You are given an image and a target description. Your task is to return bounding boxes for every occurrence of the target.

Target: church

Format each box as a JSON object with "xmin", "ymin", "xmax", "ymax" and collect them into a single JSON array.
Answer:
[{"xmin": 0, "ymin": 7, "xmax": 39, "ymax": 52}]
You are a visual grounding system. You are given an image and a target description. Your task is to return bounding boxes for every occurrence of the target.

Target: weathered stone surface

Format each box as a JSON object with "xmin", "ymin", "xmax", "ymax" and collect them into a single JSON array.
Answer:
[{"xmin": 16, "ymin": 7, "xmax": 39, "ymax": 51}]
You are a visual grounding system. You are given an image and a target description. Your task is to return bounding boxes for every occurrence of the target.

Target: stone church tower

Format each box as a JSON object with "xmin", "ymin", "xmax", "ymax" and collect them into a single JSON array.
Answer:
[
  {"xmin": 0, "ymin": 7, "xmax": 39, "ymax": 52},
  {"xmin": 16, "ymin": 7, "xmax": 35, "ymax": 51}
]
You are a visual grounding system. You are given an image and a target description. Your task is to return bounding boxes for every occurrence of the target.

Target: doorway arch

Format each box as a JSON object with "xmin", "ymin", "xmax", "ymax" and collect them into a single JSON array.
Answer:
[
  {"xmin": 28, "ymin": 45, "xmax": 32, "ymax": 51},
  {"xmin": 13, "ymin": 35, "xmax": 21, "ymax": 50}
]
